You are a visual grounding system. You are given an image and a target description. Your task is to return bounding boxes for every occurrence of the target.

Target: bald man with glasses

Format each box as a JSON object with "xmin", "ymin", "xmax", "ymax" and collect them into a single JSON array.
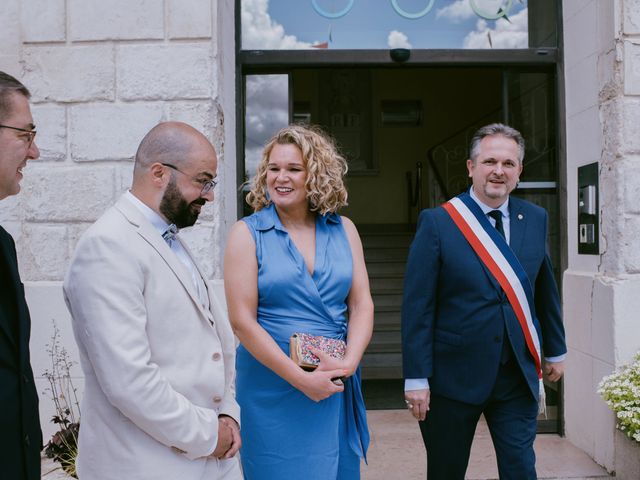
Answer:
[
  {"xmin": 0, "ymin": 71, "xmax": 42, "ymax": 480},
  {"xmin": 64, "ymin": 122, "xmax": 242, "ymax": 479}
]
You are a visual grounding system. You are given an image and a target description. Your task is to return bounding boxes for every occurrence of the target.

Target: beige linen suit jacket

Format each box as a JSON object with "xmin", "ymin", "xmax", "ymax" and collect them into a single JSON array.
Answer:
[{"xmin": 63, "ymin": 194, "xmax": 241, "ymax": 480}]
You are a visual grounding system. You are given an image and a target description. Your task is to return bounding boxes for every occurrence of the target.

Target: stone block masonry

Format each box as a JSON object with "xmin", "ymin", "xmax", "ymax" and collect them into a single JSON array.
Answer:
[{"xmin": 0, "ymin": 0, "xmax": 234, "ymax": 286}]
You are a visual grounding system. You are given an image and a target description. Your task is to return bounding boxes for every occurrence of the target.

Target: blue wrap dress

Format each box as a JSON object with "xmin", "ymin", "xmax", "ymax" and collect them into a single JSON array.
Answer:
[{"xmin": 236, "ymin": 204, "xmax": 369, "ymax": 479}]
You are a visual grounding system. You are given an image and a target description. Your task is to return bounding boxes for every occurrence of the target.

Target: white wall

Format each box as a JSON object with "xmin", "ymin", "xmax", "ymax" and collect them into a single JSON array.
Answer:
[
  {"xmin": 563, "ymin": 0, "xmax": 640, "ymax": 474},
  {"xmin": 0, "ymin": 0, "xmax": 236, "ymax": 439}
]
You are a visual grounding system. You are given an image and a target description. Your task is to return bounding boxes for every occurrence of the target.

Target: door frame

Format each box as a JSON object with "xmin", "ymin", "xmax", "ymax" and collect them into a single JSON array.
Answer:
[{"xmin": 234, "ymin": 0, "xmax": 567, "ymax": 434}]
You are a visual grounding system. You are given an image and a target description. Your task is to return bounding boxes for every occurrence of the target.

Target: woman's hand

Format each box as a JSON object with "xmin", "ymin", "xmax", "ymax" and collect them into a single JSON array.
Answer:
[
  {"xmin": 312, "ymin": 347, "xmax": 356, "ymax": 377},
  {"xmin": 294, "ymin": 367, "xmax": 346, "ymax": 402}
]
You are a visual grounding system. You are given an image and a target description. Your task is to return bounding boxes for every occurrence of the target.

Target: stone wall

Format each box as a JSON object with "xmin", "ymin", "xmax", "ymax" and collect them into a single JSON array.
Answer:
[
  {"xmin": 563, "ymin": 0, "xmax": 640, "ymax": 476},
  {"xmin": 0, "ymin": 0, "xmax": 236, "ymax": 439}
]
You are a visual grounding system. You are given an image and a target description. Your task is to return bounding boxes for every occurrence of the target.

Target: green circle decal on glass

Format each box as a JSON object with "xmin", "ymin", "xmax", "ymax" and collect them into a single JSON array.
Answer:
[
  {"xmin": 469, "ymin": 0, "xmax": 513, "ymax": 20},
  {"xmin": 311, "ymin": 0, "xmax": 355, "ymax": 19},
  {"xmin": 391, "ymin": 0, "xmax": 436, "ymax": 19}
]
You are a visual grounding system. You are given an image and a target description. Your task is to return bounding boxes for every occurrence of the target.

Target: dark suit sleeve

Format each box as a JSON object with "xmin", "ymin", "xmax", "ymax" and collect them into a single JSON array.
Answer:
[
  {"xmin": 0, "ymin": 227, "xmax": 42, "ymax": 480},
  {"xmin": 401, "ymin": 209, "xmax": 440, "ymax": 379},
  {"xmin": 534, "ymin": 210, "xmax": 567, "ymax": 358}
]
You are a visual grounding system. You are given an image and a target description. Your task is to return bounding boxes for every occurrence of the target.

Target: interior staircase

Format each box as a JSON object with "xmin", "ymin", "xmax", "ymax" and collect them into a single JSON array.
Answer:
[{"xmin": 359, "ymin": 224, "xmax": 414, "ymax": 380}]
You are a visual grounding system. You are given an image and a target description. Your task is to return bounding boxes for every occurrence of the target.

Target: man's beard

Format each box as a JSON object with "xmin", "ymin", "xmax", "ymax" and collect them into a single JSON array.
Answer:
[{"xmin": 159, "ymin": 178, "xmax": 205, "ymax": 228}]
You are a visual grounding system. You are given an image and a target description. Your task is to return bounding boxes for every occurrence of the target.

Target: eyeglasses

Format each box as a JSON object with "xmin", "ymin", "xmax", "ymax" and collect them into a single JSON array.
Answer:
[
  {"xmin": 0, "ymin": 124, "xmax": 37, "ymax": 147},
  {"xmin": 161, "ymin": 163, "xmax": 218, "ymax": 196}
]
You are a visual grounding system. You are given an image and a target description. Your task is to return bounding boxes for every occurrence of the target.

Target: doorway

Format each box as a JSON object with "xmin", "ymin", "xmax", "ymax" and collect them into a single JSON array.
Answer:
[{"xmin": 242, "ymin": 65, "xmax": 561, "ymax": 431}]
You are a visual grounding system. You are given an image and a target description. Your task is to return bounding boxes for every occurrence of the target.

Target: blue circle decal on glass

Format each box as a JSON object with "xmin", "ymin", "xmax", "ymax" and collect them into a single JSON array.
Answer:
[
  {"xmin": 469, "ymin": 0, "xmax": 513, "ymax": 20},
  {"xmin": 311, "ymin": 0, "xmax": 355, "ymax": 19},
  {"xmin": 391, "ymin": 0, "xmax": 436, "ymax": 19}
]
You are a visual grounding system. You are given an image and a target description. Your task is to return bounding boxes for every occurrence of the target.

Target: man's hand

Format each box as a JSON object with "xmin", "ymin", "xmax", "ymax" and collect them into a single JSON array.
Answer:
[
  {"xmin": 544, "ymin": 360, "xmax": 565, "ymax": 382},
  {"xmin": 218, "ymin": 415, "xmax": 241, "ymax": 459},
  {"xmin": 211, "ymin": 418, "xmax": 234, "ymax": 458},
  {"xmin": 405, "ymin": 388, "xmax": 430, "ymax": 421}
]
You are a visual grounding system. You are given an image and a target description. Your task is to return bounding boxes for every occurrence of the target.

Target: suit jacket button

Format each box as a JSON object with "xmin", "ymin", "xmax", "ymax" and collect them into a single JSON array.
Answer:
[
  {"xmin": 213, "ymin": 395, "xmax": 222, "ymax": 403},
  {"xmin": 212, "ymin": 352, "xmax": 221, "ymax": 361},
  {"xmin": 24, "ymin": 434, "xmax": 30, "ymax": 446},
  {"xmin": 22, "ymin": 374, "xmax": 29, "ymax": 384},
  {"xmin": 494, "ymin": 336, "xmax": 501, "ymax": 343}
]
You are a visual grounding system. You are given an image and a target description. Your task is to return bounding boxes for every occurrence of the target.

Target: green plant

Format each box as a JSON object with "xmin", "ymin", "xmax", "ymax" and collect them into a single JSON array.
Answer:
[
  {"xmin": 42, "ymin": 320, "xmax": 80, "ymax": 478},
  {"xmin": 598, "ymin": 352, "xmax": 640, "ymax": 443}
]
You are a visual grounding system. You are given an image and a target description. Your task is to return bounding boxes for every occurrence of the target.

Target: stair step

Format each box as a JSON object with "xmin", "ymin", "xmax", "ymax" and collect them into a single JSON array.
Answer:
[
  {"xmin": 371, "ymin": 292, "xmax": 402, "ymax": 308},
  {"xmin": 366, "ymin": 262, "xmax": 406, "ymax": 275},
  {"xmin": 373, "ymin": 313, "xmax": 401, "ymax": 331},
  {"xmin": 361, "ymin": 365, "xmax": 403, "ymax": 380},
  {"xmin": 361, "ymin": 235, "xmax": 414, "ymax": 248},
  {"xmin": 366, "ymin": 344, "xmax": 401, "ymax": 354},
  {"xmin": 375, "ymin": 305, "xmax": 401, "ymax": 312},
  {"xmin": 369, "ymin": 276, "xmax": 404, "ymax": 290},
  {"xmin": 371, "ymin": 287, "xmax": 402, "ymax": 295},
  {"xmin": 365, "ymin": 248, "xmax": 409, "ymax": 262},
  {"xmin": 368, "ymin": 271, "xmax": 405, "ymax": 278},
  {"xmin": 361, "ymin": 352, "xmax": 402, "ymax": 380},
  {"xmin": 358, "ymin": 223, "xmax": 414, "ymax": 234},
  {"xmin": 362, "ymin": 352, "xmax": 402, "ymax": 366},
  {"xmin": 367, "ymin": 331, "xmax": 401, "ymax": 353}
]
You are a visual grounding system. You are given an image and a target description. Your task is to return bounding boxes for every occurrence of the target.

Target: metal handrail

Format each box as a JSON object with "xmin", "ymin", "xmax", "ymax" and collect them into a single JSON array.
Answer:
[
  {"xmin": 425, "ymin": 72, "xmax": 553, "ymax": 201},
  {"xmin": 405, "ymin": 161, "xmax": 423, "ymax": 224}
]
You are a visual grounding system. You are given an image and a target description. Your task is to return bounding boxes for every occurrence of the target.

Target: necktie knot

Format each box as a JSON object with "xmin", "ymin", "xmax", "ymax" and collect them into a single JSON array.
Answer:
[
  {"xmin": 162, "ymin": 224, "xmax": 179, "ymax": 245},
  {"xmin": 488, "ymin": 210, "xmax": 505, "ymax": 239}
]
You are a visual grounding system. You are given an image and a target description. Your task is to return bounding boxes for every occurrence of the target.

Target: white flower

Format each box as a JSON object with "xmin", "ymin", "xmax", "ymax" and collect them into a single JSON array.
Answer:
[{"xmin": 599, "ymin": 352, "xmax": 640, "ymax": 443}]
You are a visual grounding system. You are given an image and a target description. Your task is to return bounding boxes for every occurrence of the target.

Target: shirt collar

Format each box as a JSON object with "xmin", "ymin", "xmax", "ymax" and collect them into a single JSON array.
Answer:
[
  {"xmin": 469, "ymin": 187, "xmax": 510, "ymax": 218},
  {"xmin": 125, "ymin": 191, "xmax": 174, "ymax": 237},
  {"xmin": 253, "ymin": 203, "xmax": 340, "ymax": 231}
]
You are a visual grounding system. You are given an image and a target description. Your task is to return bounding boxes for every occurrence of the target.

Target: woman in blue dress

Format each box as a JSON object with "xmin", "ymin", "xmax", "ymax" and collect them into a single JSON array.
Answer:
[{"xmin": 224, "ymin": 124, "xmax": 372, "ymax": 479}]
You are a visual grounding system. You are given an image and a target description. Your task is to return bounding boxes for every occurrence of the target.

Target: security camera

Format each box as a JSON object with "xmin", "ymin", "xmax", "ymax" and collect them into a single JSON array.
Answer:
[{"xmin": 390, "ymin": 48, "xmax": 410, "ymax": 63}]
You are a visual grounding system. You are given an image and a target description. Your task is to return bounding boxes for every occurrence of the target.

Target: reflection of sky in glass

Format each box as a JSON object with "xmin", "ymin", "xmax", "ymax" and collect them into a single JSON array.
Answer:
[
  {"xmin": 242, "ymin": 0, "xmax": 529, "ymax": 50},
  {"xmin": 244, "ymin": 74, "xmax": 290, "ymax": 179}
]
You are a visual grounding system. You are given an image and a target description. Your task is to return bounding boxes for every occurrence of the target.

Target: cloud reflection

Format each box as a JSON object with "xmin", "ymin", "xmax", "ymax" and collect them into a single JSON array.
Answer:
[
  {"xmin": 242, "ymin": 0, "xmax": 312, "ymax": 49},
  {"xmin": 388, "ymin": 30, "xmax": 412, "ymax": 49},
  {"xmin": 436, "ymin": 0, "xmax": 475, "ymax": 23},
  {"xmin": 245, "ymin": 74, "xmax": 289, "ymax": 178},
  {"xmin": 463, "ymin": 7, "xmax": 528, "ymax": 48}
]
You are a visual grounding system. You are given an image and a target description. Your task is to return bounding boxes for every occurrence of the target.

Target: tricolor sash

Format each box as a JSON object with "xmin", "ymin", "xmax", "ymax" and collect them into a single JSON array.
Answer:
[{"xmin": 443, "ymin": 195, "xmax": 546, "ymax": 414}]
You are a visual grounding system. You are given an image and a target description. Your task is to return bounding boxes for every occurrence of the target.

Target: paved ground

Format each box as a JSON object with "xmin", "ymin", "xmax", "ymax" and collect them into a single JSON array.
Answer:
[
  {"xmin": 41, "ymin": 409, "xmax": 613, "ymax": 479},
  {"xmin": 363, "ymin": 410, "xmax": 612, "ymax": 480}
]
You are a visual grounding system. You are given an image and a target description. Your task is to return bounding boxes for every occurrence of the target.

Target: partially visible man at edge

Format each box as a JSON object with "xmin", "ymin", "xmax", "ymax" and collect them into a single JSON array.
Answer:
[{"xmin": 0, "ymin": 71, "xmax": 42, "ymax": 480}]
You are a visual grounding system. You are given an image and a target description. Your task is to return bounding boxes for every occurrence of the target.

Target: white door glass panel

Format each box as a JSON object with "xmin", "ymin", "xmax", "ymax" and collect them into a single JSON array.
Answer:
[{"xmin": 244, "ymin": 74, "xmax": 290, "ymax": 182}]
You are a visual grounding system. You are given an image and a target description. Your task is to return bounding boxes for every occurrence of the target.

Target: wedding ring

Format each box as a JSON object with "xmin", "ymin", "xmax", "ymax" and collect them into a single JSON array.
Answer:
[{"xmin": 405, "ymin": 400, "xmax": 413, "ymax": 408}]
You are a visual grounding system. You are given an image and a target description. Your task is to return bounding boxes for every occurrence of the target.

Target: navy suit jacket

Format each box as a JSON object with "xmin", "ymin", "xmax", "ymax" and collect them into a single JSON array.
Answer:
[
  {"xmin": 401, "ymin": 192, "xmax": 567, "ymax": 405},
  {"xmin": 0, "ymin": 226, "xmax": 42, "ymax": 480}
]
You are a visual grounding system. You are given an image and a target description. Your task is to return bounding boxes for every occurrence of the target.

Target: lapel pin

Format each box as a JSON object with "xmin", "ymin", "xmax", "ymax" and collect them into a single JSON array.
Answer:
[{"xmin": 517, "ymin": 214, "xmax": 524, "ymax": 220}]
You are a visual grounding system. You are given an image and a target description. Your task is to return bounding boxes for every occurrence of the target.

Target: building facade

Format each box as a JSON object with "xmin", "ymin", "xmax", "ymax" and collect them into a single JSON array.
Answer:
[{"xmin": 0, "ymin": 0, "xmax": 638, "ymax": 476}]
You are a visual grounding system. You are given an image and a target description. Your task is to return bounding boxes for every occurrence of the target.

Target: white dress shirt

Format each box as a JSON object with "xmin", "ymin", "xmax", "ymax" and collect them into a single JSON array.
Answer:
[{"xmin": 125, "ymin": 191, "xmax": 209, "ymax": 309}]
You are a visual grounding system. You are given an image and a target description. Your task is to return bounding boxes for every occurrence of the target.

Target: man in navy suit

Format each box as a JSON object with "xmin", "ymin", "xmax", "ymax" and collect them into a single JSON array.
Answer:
[
  {"xmin": 0, "ymin": 71, "xmax": 42, "ymax": 480},
  {"xmin": 402, "ymin": 123, "xmax": 566, "ymax": 479}
]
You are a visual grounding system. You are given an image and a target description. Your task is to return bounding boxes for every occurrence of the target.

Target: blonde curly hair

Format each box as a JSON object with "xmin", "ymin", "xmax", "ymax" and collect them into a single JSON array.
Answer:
[{"xmin": 246, "ymin": 124, "xmax": 349, "ymax": 215}]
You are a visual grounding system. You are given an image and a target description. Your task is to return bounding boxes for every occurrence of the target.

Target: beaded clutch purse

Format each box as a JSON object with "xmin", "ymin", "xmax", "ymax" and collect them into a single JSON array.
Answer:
[{"xmin": 289, "ymin": 332, "xmax": 346, "ymax": 371}]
